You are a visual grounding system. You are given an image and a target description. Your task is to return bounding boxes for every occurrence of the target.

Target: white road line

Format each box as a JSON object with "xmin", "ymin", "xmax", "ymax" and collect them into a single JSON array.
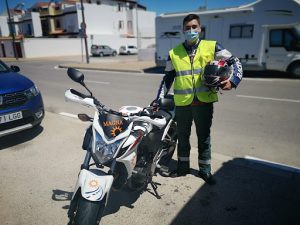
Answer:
[
  {"xmin": 245, "ymin": 155, "xmax": 300, "ymax": 174},
  {"xmin": 85, "ymin": 80, "xmax": 110, "ymax": 85},
  {"xmin": 236, "ymin": 94, "xmax": 300, "ymax": 103},
  {"xmin": 59, "ymin": 112, "xmax": 78, "ymax": 119}
]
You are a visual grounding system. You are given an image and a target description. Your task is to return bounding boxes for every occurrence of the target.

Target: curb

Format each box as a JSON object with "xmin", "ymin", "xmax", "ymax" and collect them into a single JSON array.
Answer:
[{"xmin": 58, "ymin": 64, "xmax": 144, "ymax": 73}]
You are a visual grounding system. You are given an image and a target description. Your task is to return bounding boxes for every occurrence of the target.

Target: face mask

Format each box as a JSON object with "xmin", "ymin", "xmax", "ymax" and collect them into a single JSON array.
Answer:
[{"xmin": 184, "ymin": 29, "xmax": 199, "ymax": 43}]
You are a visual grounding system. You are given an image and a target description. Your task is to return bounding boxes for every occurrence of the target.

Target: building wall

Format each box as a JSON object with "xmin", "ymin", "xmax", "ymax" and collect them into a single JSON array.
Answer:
[
  {"xmin": 0, "ymin": 17, "xmax": 9, "ymax": 37},
  {"xmin": 22, "ymin": 38, "xmax": 82, "ymax": 58},
  {"xmin": 31, "ymin": 12, "xmax": 42, "ymax": 37}
]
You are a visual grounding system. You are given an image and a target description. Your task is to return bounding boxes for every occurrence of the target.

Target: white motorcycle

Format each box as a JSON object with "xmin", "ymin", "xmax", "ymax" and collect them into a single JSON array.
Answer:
[{"xmin": 65, "ymin": 68, "xmax": 177, "ymax": 225}]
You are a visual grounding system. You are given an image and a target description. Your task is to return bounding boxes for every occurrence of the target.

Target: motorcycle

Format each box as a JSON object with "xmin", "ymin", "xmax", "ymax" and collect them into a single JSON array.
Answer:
[{"xmin": 65, "ymin": 68, "xmax": 177, "ymax": 225}]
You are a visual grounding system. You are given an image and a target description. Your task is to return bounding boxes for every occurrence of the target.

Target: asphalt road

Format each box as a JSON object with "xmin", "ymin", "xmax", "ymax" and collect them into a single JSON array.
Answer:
[
  {"xmin": 0, "ymin": 59, "xmax": 299, "ymax": 225},
  {"xmin": 7, "ymin": 59, "xmax": 300, "ymax": 167}
]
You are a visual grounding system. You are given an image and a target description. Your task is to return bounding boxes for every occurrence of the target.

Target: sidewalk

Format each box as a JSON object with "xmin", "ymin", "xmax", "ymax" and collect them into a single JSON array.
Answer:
[{"xmin": 1, "ymin": 55, "xmax": 161, "ymax": 73}]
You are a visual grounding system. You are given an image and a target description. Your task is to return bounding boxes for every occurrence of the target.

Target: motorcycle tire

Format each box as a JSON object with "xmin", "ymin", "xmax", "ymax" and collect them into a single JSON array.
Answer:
[{"xmin": 69, "ymin": 195, "xmax": 106, "ymax": 225}]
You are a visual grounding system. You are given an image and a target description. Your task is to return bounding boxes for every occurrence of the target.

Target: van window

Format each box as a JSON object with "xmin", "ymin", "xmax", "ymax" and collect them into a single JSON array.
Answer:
[
  {"xmin": 229, "ymin": 25, "xmax": 253, "ymax": 38},
  {"xmin": 270, "ymin": 28, "xmax": 300, "ymax": 51}
]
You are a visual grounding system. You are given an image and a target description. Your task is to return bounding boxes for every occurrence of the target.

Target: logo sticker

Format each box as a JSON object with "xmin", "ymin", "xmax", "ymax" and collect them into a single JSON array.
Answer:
[
  {"xmin": 111, "ymin": 126, "xmax": 122, "ymax": 137},
  {"xmin": 89, "ymin": 179, "xmax": 99, "ymax": 188}
]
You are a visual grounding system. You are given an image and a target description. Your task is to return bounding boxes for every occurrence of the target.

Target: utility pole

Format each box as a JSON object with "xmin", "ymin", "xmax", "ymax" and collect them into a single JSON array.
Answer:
[
  {"xmin": 80, "ymin": 0, "xmax": 89, "ymax": 64},
  {"xmin": 135, "ymin": 0, "xmax": 140, "ymax": 50},
  {"xmin": 5, "ymin": 0, "xmax": 18, "ymax": 60}
]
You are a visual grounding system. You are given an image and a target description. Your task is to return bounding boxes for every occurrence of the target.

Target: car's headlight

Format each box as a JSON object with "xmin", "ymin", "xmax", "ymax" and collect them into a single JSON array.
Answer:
[
  {"xmin": 94, "ymin": 131, "xmax": 123, "ymax": 164},
  {"xmin": 24, "ymin": 85, "xmax": 40, "ymax": 98}
]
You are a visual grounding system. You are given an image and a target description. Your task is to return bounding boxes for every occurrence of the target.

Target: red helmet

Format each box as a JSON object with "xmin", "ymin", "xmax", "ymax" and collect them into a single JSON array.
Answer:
[{"xmin": 202, "ymin": 60, "xmax": 232, "ymax": 88}]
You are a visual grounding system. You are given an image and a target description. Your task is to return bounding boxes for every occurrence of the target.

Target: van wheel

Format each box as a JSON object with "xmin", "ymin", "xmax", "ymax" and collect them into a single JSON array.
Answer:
[{"xmin": 288, "ymin": 62, "xmax": 300, "ymax": 78}]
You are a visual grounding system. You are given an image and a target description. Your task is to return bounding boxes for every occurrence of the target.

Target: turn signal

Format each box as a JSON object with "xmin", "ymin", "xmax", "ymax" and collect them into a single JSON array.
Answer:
[{"xmin": 78, "ymin": 114, "xmax": 93, "ymax": 122}]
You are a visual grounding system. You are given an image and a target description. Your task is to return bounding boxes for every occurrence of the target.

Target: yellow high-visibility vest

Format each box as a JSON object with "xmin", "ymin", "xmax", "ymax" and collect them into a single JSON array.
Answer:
[{"xmin": 169, "ymin": 40, "xmax": 218, "ymax": 106}]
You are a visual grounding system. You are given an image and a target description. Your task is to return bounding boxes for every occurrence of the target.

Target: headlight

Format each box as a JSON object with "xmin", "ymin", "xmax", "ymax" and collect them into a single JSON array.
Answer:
[
  {"xmin": 94, "ymin": 131, "xmax": 123, "ymax": 164},
  {"xmin": 24, "ymin": 85, "xmax": 40, "ymax": 98}
]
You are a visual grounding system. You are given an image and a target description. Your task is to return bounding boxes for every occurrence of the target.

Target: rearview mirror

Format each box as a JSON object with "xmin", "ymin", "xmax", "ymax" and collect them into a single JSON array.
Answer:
[
  {"xmin": 10, "ymin": 65, "xmax": 20, "ymax": 72},
  {"xmin": 67, "ymin": 68, "xmax": 84, "ymax": 84}
]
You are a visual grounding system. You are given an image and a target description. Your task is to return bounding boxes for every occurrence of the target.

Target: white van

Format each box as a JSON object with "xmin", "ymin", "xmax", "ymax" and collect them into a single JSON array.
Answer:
[{"xmin": 155, "ymin": 0, "xmax": 300, "ymax": 77}]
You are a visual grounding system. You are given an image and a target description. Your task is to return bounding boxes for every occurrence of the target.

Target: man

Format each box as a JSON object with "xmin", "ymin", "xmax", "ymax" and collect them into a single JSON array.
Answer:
[{"xmin": 160, "ymin": 14, "xmax": 243, "ymax": 185}]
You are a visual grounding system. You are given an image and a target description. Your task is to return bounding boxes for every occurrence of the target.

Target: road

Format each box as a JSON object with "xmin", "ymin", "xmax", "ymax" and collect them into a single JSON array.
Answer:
[
  {"xmin": 0, "ymin": 58, "xmax": 299, "ymax": 225},
  {"xmin": 7, "ymin": 59, "xmax": 300, "ymax": 167}
]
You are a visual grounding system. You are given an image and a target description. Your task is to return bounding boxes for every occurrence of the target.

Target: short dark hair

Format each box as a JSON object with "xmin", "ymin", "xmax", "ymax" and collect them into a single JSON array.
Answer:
[{"xmin": 183, "ymin": 14, "xmax": 200, "ymax": 27}]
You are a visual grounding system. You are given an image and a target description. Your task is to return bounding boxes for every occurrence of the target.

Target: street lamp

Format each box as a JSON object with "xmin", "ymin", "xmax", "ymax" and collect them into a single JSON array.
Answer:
[
  {"xmin": 5, "ymin": 0, "xmax": 18, "ymax": 60},
  {"xmin": 79, "ymin": 0, "xmax": 89, "ymax": 64}
]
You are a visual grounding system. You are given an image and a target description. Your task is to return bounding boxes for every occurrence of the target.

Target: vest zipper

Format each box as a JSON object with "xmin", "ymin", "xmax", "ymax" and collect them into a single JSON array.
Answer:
[{"xmin": 190, "ymin": 56, "xmax": 196, "ymax": 96}]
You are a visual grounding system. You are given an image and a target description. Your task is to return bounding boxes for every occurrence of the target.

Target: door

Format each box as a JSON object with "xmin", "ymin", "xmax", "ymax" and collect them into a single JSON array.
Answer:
[
  {"xmin": 265, "ymin": 28, "xmax": 295, "ymax": 71},
  {"xmin": 1, "ymin": 43, "xmax": 6, "ymax": 57}
]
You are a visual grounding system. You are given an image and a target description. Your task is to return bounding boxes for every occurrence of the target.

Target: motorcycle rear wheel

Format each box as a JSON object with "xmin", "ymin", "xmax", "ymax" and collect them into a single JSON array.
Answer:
[{"xmin": 69, "ymin": 195, "xmax": 106, "ymax": 225}]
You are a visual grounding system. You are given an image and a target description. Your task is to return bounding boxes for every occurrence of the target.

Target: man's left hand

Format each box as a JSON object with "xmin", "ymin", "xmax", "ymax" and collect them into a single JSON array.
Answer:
[{"xmin": 220, "ymin": 80, "xmax": 233, "ymax": 90}]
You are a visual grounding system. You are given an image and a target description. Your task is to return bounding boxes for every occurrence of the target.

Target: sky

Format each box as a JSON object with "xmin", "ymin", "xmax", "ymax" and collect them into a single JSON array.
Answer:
[{"xmin": 1, "ymin": 0, "xmax": 256, "ymax": 15}]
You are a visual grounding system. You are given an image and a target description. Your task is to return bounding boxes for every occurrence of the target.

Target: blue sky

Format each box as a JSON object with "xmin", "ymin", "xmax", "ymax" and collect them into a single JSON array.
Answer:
[{"xmin": 1, "ymin": 0, "xmax": 255, "ymax": 15}]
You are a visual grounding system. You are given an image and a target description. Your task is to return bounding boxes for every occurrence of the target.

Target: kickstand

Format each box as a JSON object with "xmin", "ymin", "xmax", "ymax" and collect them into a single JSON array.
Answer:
[{"xmin": 147, "ymin": 181, "xmax": 162, "ymax": 199}]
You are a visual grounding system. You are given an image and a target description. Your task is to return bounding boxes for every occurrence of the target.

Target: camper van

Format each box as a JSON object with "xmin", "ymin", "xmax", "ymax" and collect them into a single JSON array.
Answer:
[{"xmin": 155, "ymin": 0, "xmax": 300, "ymax": 77}]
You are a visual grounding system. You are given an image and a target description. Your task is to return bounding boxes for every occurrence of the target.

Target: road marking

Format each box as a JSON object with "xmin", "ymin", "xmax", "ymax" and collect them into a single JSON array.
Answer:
[
  {"xmin": 54, "ymin": 65, "xmax": 164, "ymax": 76},
  {"xmin": 245, "ymin": 155, "xmax": 300, "ymax": 174},
  {"xmin": 85, "ymin": 80, "xmax": 110, "ymax": 85},
  {"xmin": 236, "ymin": 95, "xmax": 300, "ymax": 103},
  {"xmin": 59, "ymin": 112, "xmax": 78, "ymax": 119}
]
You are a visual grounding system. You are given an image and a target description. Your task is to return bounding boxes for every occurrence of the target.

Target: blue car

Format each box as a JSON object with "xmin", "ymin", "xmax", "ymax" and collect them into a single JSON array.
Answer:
[{"xmin": 0, "ymin": 60, "xmax": 44, "ymax": 137}]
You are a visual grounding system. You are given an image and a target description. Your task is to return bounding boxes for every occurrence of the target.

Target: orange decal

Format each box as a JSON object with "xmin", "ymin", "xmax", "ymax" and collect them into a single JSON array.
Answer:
[
  {"xmin": 103, "ymin": 120, "xmax": 123, "ymax": 127},
  {"xmin": 89, "ymin": 179, "xmax": 99, "ymax": 188},
  {"xmin": 111, "ymin": 126, "xmax": 122, "ymax": 137}
]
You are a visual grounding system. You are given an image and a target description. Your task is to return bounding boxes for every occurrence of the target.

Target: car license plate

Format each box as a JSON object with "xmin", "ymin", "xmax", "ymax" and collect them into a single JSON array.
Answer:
[{"xmin": 0, "ymin": 111, "xmax": 23, "ymax": 124}]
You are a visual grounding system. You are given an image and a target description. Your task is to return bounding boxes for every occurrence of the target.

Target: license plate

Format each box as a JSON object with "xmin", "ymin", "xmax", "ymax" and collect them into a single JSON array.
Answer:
[{"xmin": 0, "ymin": 111, "xmax": 23, "ymax": 124}]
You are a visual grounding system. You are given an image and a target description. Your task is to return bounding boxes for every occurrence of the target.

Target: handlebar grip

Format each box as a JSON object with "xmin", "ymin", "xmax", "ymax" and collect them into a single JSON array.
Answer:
[{"xmin": 70, "ymin": 89, "xmax": 88, "ymax": 99}]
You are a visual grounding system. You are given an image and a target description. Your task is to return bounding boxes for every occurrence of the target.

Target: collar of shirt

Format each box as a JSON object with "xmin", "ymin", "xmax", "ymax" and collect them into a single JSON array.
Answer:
[{"xmin": 184, "ymin": 38, "xmax": 200, "ymax": 57}]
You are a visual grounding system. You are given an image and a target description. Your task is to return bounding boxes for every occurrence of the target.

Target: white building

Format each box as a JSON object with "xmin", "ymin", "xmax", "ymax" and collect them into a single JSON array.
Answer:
[{"xmin": 0, "ymin": 0, "xmax": 156, "ymax": 58}]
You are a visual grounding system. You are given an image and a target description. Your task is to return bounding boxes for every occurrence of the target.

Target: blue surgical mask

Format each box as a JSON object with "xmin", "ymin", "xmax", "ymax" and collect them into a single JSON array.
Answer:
[{"xmin": 184, "ymin": 29, "xmax": 199, "ymax": 43}]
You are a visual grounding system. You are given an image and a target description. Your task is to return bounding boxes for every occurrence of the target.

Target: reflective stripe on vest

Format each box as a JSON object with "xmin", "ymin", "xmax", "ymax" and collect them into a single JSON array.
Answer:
[
  {"xmin": 174, "ymin": 86, "xmax": 209, "ymax": 94},
  {"xmin": 176, "ymin": 68, "xmax": 202, "ymax": 76},
  {"xmin": 169, "ymin": 40, "xmax": 218, "ymax": 106}
]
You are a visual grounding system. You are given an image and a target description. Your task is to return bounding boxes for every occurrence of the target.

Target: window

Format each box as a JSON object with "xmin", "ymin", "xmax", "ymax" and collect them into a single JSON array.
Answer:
[
  {"xmin": 55, "ymin": 20, "xmax": 61, "ymax": 29},
  {"xmin": 270, "ymin": 29, "xmax": 299, "ymax": 51},
  {"xmin": 118, "ymin": 3, "xmax": 123, "ymax": 12},
  {"xmin": 127, "ymin": 21, "xmax": 133, "ymax": 30},
  {"xmin": 119, "ymin": 20, "xmax": 124, "ymax": 29},
  {"xmin": 229, "ymin": 25, "xmax": 254, "ymax": 38}
]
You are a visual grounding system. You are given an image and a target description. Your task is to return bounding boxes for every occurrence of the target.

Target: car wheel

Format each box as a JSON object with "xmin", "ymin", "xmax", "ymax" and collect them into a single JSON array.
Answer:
[
  {"xmin": 288, "ymin": 62, "xmax": 300, "ymax": 78},
  {"xmin": 99, "ymin": 52, "xmax": 104, "ymax": 57},
  {"xmin": 127, "ymin": 51, "xmax": 130, "ymax": 55},
  {"xmin": 112, "ymin": 51, "xmax": 117, "ymax": 57}
]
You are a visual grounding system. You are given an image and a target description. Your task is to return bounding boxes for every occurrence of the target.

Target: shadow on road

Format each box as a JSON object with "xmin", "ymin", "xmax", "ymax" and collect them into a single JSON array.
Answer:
[
  {"xmin": 169, "ymin": 158, "xmax": 300, "ymax": 225},
  {"xmin": 0, "ymin": 125, "xmax": 44, "ymax": 150}
]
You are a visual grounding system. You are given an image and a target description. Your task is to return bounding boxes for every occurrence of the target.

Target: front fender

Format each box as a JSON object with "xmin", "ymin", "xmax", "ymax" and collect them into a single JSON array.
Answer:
[{"xmin": 72, "ymin": 169, "xmax": 113, "ymax": 202}]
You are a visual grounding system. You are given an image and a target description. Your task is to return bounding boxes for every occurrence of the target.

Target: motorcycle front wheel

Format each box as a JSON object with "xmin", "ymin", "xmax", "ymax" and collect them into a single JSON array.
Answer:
[{"xmin": 68, "ymin": 195, "xmax": 106, "ymax": 225}]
